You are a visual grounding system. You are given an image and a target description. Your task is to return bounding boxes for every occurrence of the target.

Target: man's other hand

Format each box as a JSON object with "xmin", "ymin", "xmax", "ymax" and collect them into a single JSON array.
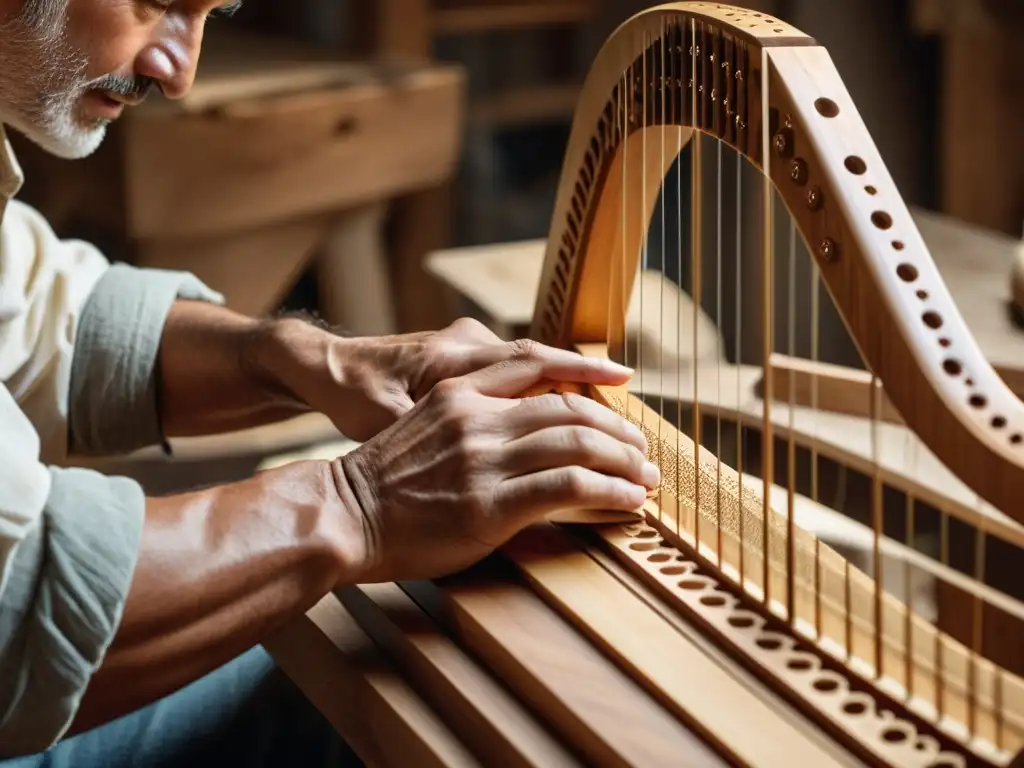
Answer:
[
  {"xmin": 329, "ymin": 348, "xmax": 660, "ymax": 584},
  {"xmin": 267, "ymin": 317, "xmax": 636, "ymax": 442}
]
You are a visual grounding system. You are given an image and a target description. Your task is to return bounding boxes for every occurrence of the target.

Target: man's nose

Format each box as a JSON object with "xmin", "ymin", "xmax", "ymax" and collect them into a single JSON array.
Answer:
[{"xmin": 133, "ymin": 36, "xmax": 202, "ymax": 101}]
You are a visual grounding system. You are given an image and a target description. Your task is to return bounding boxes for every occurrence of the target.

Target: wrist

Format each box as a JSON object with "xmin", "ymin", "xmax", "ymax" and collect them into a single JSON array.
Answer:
[
  {"xmin": 240, "ymin": 316, "xmax": 331, "ymax": 413},
  {"xmin": 321, "ymin": 455, "xmax": 376, "ymax": 585}
]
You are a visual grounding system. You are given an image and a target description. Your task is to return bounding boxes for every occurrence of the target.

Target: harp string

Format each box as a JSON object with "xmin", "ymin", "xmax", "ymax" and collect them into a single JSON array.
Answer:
[
  {"xmin": 676, "ymin": 22, "xmax": 683, "ymax": 540},
  {"xmin": 691, "ymin": 20, "xmax": 702, "ymax": 552},
  {"xmin": 760, "ymin": 45, "xmax": 774, "ymax": 611},
  {"xmin": 640, "ymin": 27, "xmax": 647, "ymax": 500},
  {"xmin": 736, "ymin": 135, "xmax": 745, "ymax": 590},
  {"xmin": 871, "ymin": 372, "xmax": 884, "ymax": 680},
  {"xmin": 787, "ymin": 216, "xmax": 797, "ymax": 627},
  {"xmin": 811, "ymin": 259, "xmax": 822, "ymax": 641},
  {"xmin": 659, "ymin": 14, "xmax": 667, "ymax": 539},
  {"xmin": 715, "ymin": 110, "xmax": 724, "ymax": 568}
]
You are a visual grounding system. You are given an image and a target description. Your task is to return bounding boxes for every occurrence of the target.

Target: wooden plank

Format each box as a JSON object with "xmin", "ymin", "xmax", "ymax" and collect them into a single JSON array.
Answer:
[
  {"xmin": 762, "ymin": 353, "xmax": 904, "ymax": 425},
  {"xmin": 493, "ymin": 528, "xmax": 852, "ymax": 767},
  {"xmin": 338, "ymin": 583, "xmax": 582, "ymax": 767},
  {"xmin": 403, "ymin": 562, "xmax": 732, "ymax": 768},
  {"xmin": 124, "ymin": 66, "xmax": 465, "ymax": 240},
  {"xmin": 263, "ymin": 594, "xmax": 480, "ymax": 768}
]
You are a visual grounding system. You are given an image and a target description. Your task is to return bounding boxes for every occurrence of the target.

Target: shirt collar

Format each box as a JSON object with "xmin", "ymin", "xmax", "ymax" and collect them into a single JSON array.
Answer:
[{"xmin": 0, "ymin": 125, "xmax": 25, "ymax": 222}]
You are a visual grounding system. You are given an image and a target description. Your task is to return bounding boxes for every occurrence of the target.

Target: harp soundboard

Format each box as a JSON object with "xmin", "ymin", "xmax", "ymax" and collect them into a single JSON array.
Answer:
[{"xmin": 267, "ymin": 5, "xmax": 1024, "ymax": 766}]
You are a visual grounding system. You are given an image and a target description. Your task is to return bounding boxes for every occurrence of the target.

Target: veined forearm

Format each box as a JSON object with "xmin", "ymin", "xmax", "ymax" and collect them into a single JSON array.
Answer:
[
  {"xmin": 157, "ymin": 301, "xmax": 313, "ymax": 437},
  {"xmin": 69, "ymin": 460, "xmax": 356, "ymax": 734}
]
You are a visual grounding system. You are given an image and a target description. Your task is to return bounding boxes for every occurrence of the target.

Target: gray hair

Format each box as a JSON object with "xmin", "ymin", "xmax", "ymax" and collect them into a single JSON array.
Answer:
[{"xmin": 2, "ymin": 0, "xmax": 69, "ymax": 39}]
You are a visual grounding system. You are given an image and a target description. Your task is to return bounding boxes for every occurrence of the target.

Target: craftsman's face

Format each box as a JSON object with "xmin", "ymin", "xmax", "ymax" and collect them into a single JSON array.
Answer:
[{"xmin": 0, "ymin": 0, "xmax": 239, "ymax": 159}]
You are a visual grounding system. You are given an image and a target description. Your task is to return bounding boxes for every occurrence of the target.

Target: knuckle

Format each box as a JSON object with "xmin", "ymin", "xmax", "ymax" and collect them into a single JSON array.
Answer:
[
  {"xmin": 431, "ymin": 377, "xmax": 465, "ymax": 403},
  {"xmin": 566, "ymin": 426, "xmax": 601, "ymax": 456},
  {"xmin": 626, "ymin": 443, "xmax": 647, "ymax": 471},
  {"xmin": 562, "ymin": 466, "xmax": 592, "ymax": 498},
  {"xmin": 506, "ymin": 337, "xmax": 540, "ymax": 361},
  {"xmin": 450, "ymin": 316, "xmax": 484, "ymax": 333}
]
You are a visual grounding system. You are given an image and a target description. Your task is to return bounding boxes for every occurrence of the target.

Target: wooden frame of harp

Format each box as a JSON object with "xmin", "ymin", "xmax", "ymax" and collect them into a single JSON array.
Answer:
[{"xmin": 266, "ymin": 4, "xmax": 1024, "ymax": 766}]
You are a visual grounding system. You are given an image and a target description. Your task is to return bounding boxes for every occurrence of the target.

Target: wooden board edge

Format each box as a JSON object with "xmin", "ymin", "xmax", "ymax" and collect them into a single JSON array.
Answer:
[
  {"xmin": 336, "ymin": 582, "xmax": 582, "ymax": 768},
  {"xmin": 263, "ymin": 594, "xmax": 480, "ymax": 768}
]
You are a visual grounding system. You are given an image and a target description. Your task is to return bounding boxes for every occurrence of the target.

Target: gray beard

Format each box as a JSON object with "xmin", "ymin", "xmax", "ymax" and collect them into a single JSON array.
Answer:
[{"xmin": 0, "ymin": 1, "xmax": 103, "ymax": 159}]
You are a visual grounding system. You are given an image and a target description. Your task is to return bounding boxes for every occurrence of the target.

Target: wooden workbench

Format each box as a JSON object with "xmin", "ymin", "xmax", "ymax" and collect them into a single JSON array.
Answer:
[{"xmin": 11, "ymin": 27, "xmax": 465, "ymax": 338}]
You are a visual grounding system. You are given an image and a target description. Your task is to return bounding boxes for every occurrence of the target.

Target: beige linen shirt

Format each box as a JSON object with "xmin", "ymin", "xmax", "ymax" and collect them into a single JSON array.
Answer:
[{"xmin": 0, "ymin": 125, "xmax": 223, "ymax": 758}]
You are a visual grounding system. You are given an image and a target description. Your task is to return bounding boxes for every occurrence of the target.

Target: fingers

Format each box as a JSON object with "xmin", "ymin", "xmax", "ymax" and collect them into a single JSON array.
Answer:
[
  {"xmin": 494, "ymin": 467, "xmax": 648, "ymax": 521},
  {"xmin": 501, "ymin": 426, "xmax": 660, "ymax": 490},
  {"xmin": 506, "ymin": 391, "xmax": 648, "ymax": 455},
  {"xmin": 458, "ymin": 340, "xmax": 633, "ymax": 398}
]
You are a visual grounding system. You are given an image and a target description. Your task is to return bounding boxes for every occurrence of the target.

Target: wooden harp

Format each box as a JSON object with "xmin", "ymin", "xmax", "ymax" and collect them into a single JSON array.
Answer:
[{"xmin": 304, "ymin": 4, "xmax": 1024, "ymax": 766}]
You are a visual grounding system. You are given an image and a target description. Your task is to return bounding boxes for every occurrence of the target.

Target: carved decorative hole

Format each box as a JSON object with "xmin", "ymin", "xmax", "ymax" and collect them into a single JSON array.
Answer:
[
  {"xmin": 872, "ymin": 211, "xmax": 893, "ymax": 229},
  {"xmin": 630, "ymin": 541, "xmax": 659, "ymax": 551},
  {"xmin": 728, "ymin": 614, "xmax": 756, "ymax": 628},
  {"xmin": 844, "ymin": 156, "xmax": 867, "ymax": 175},
  {"xmin": 970, "ymin": 394, "xmax": 988, "ymax": 409},
  {"xmin": 1012, "ymin": 434, "xmax": 1023, "ymax": 445},
  {"xmin": 882, "ymin": 728, "xmax": 908, "ymax": 743},
  {"xmin": 842, "ymin": 700, "xmax": 868, "ymax": 715},
  {"xmin": 923, "ymin": 311, "xmax": 943, "ymax": 329},
  {"xmin": 679, "ymin": 578, "xmax": 706, "ymax": 590},
  {"xmin": 648, "ymin": 553, "xmax": 671, "ymax": 563},
  {"xmin": 815, "ymin": 98, "xmax": 840, "ymax": 118},
  {"xmin": 755, "ymin": 637, "xmax": 783, "ymax": 650},
  {"xmin": 992, "ymin": 416, "xmax": 1007, "ymax": 429},
  {"xmin": 787, "ymin": 657, "xmax": 813, "ymax": 671},
  {"xmin": 965, "ymin": 377, "xmax": 975, "ymax": 387},
  {"xmin": 865, "ymin": 185, "xmax": 878, "ymax": 195},
  {"xmin": 897, "ymin": 264, "xmax": 918, "ymax": 282},
  {"xmin": 917, "ymin": 290, "xmax": 928, "ymax": 300},
  {"xmin": 660, "ymin": 565, "xmax": 687, "ymax": 576},
  {"xmin": 939, "ymin": 337, "xmax": 952, "ymax": 348},
  {"xmin": 893, "ymin": 240, "xmax": 906, "ymax": 251},
  {"xmin": 700, "ymin": 594, "xmax": 727, "ymax": 607},
  {"xmin": 637, "ymin": 529, "xmax": 658, "ymax": 538},
  {"xmin": 813, "ymin": 677, "xmax": 840, "ymax": 693},
  {"xmin": 943, "ymin": 359, "xmax": 962, "ymax": 376}
]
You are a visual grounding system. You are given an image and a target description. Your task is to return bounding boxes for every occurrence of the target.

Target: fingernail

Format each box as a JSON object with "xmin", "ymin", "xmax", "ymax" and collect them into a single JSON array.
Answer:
[
  {"xmin": 642, "ymin": 461, "xmax": 661, "ymax": 488},
  {"xmin": 603, "ymin": 360, "xmax": 634, "ymax": 374}
]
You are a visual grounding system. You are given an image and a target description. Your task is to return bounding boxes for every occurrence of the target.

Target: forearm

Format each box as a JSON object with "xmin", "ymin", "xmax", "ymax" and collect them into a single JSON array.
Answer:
[
  {"xmin": 157, "ymin": 301, "xmax": 314, "ymax": 437},
  {"xmin": 70, "ymin": 459, "xmax": 357, "ymax": 735}
]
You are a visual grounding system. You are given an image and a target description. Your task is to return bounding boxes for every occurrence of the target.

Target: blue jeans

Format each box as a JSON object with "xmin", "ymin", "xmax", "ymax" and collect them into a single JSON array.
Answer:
[{"xmin": 1, "ymin": 647, "xmax": 360, "ymax": 768}]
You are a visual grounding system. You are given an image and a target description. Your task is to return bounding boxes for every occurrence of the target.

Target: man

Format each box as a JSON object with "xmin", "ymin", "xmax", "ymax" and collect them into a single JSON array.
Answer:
[{"xmin": 0, "ymin": 0, "xmax": 659, "ymax": 765}]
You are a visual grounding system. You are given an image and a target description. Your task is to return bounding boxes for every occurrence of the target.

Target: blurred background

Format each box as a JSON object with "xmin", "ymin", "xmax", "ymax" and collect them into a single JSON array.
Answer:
[{"xmin": 10, "ymin": 0, "xmax": 1022, "ymax": 343}]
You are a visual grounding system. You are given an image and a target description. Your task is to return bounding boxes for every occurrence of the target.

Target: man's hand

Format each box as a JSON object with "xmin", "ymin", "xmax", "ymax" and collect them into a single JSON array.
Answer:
[
  {"xmin": 266, "ymin": 316, "xmax": 632, "ymax": 442},
  {"xmin": 330, "ymin": 347, "xmax": 660, "ymax": 583}
]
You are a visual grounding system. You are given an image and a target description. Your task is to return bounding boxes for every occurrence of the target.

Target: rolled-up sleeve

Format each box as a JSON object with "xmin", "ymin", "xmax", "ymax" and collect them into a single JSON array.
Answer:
[
  {"xmin": 68, "ymin": 263, "xmax": 224, "ymax": 456},
  {"xmin": 0, "ymin": 421, "xmax": 145, "ymax": 756}
]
